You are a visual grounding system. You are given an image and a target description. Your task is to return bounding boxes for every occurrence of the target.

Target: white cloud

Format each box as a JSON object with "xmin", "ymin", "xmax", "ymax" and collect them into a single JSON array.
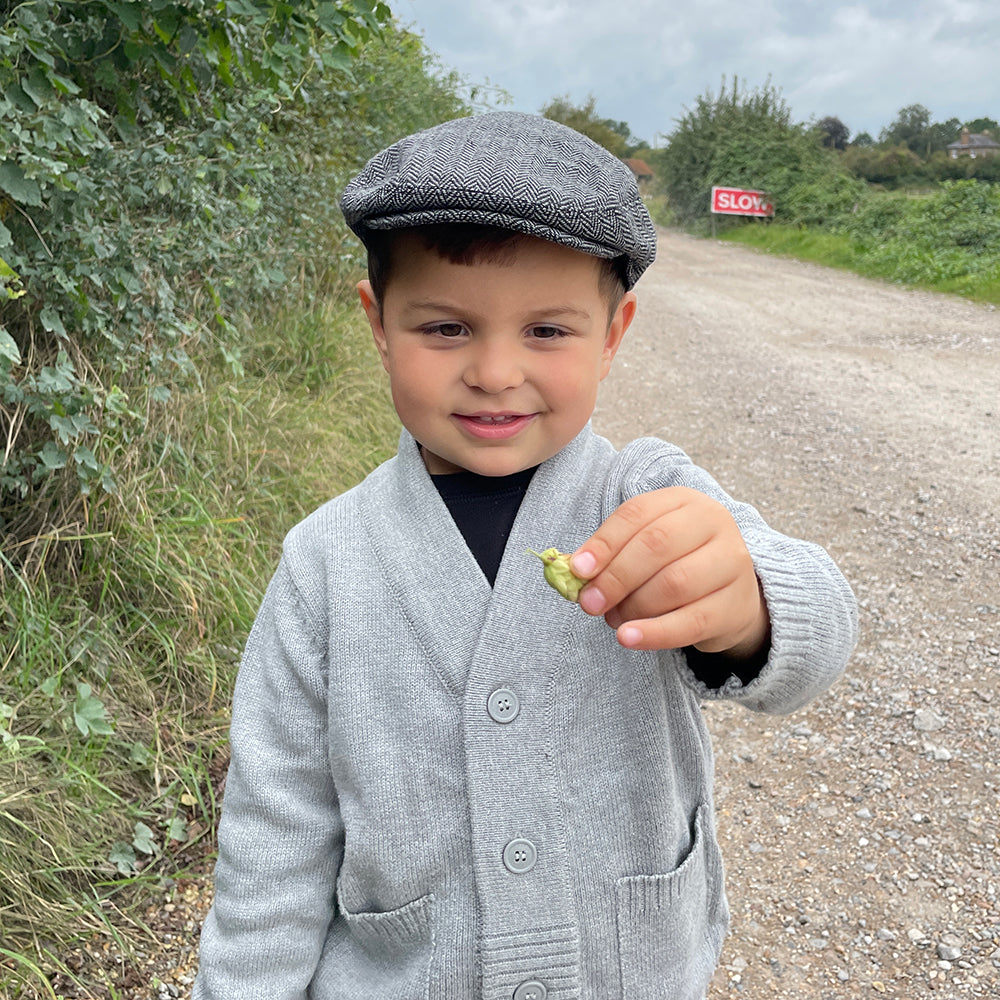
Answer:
[{"xmin": 396, "ymin": 0, "xmax": 999, "ymax": 142}]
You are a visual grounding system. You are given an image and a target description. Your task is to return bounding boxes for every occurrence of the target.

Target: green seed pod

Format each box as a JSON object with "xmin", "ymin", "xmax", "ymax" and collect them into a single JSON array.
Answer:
[{"xmin": 528, "ymin": 547, "xmax": 585, "ymax": 603}]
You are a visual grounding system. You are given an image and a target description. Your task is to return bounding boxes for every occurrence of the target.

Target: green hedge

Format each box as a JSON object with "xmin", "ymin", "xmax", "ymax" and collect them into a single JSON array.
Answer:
[{"xmin": 1, "ymin": 1, "xmax": 396, "ymax": 544}]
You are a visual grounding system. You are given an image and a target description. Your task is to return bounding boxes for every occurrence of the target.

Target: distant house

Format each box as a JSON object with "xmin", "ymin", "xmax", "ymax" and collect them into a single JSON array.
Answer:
[
  {"xmin": 947, "ymin": 128, "xmax": 1000, "ymax": 159},
  {"xmin": 623, "ymin": 157, "xmax": 654, "ymax": 190}
]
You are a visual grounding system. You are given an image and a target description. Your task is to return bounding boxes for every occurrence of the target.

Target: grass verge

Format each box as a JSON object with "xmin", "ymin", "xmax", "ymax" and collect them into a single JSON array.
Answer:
[
  {"xmin": 720, "ymin": 222, "xmax": 1000, "ymax": 305},
  {"xmin": 1, "ymin": 293, "xmax": 397, "ymax": 996}
]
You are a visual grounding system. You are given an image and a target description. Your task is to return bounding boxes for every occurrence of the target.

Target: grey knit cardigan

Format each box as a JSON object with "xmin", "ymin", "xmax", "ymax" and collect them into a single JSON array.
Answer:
[{"xmin": 193, "ymin": 425, "xmax": 858, "ymax": 1000}]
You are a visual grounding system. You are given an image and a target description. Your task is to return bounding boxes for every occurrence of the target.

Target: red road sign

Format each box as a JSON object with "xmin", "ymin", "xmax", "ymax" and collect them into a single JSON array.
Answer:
[{"xmin": 711, "ymin": 186, "xmax": 774, "ymax": 217}]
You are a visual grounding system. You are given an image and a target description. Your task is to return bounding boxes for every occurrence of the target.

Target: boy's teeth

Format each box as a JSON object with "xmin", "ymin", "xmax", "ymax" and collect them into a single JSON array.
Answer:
[{"xmin": 476, "ymin": 415, "xmax": 513, "ymax": 423}]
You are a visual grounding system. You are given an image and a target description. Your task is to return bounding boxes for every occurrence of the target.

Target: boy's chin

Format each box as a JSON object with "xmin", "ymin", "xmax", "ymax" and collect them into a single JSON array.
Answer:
[{"xmin": 419, "ymin": 445, "xmax": 550, "ymax": 478}]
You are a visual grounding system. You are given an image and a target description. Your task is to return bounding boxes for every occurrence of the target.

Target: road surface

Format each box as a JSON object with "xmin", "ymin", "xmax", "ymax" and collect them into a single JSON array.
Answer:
[{"xmin": 594, "ymin": 230, "xmax": 1000, "ymax": 998}]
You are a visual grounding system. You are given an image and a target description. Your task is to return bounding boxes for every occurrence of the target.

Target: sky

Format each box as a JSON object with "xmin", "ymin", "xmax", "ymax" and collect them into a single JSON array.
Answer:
[{"xmin": 395, "ymin": 0, "xmax": 999, "ymax": 146}]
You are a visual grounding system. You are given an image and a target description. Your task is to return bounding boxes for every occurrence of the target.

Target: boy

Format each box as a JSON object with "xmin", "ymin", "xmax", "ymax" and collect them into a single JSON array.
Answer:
[{"xmin": 193, "ymin": 112, "xmax": 857, "ymax": 1000}]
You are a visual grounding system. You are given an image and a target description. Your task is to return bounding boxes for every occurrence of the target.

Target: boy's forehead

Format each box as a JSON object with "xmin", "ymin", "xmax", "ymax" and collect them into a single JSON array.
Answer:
[{"xmin": 340, "ymin": 111, "xmax": 656, "ymax": 290}]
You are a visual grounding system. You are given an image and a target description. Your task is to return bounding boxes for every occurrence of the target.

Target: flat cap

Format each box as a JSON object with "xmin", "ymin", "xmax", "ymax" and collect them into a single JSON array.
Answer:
[{"xmin": 340, "ymin": 111, "xmax": 657, "ymax": 289}]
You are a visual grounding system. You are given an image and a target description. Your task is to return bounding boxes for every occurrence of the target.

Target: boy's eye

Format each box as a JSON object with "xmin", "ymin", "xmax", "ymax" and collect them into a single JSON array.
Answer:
[
  {"xmin": 529, "ymin": 325, "xmax": 566, "ymax": 340},
  {"xmin": 426, "ymin": 322, "xmax": 467, "ymax": 338}
]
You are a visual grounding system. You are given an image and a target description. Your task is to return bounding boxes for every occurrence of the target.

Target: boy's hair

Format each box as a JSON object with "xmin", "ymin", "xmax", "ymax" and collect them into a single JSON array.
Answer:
[
  {"xmin": 366, "ymin": 223, "xmax": 628, "ymax": 320},
  {"xmin": 340, "ymin": 112, "xmax": 656, "ymax": 292}
]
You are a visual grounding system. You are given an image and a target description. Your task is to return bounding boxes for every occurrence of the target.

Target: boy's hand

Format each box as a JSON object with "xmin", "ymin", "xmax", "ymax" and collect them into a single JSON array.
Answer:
[{"xmin": 570, "ymin": 488, "xmax": 770, "ymax": 658}]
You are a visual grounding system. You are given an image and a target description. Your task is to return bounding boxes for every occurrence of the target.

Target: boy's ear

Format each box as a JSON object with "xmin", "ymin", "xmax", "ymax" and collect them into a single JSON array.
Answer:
[
  {"xmin": 600, "ymin": 290, "xmax": 637, "ymax": 380},
  {"xmin": 357, "ymin": 279, "xmax": 389, "ymax": 370}
]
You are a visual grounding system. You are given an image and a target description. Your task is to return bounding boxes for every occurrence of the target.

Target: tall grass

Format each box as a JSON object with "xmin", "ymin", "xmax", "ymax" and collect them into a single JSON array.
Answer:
[{"xmin": 0, "ymin": 293, "xmax": 398, "ymax": 993}]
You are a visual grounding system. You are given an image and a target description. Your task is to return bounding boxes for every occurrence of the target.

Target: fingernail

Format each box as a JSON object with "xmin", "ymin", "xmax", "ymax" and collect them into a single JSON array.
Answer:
[
  {"xmin": 571, "ymin": 551, "xmax": 596, "ymax": 576},
  {"xmin": 618, "ymin": 625, "xmax": 643, "ymax": 648},
  {"xmin": 578, "ymin": 586, "xmax": 605, "ymax": 615}
]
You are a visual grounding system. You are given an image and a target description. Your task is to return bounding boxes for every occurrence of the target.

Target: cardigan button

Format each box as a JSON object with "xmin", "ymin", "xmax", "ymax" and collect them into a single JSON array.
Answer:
[
  {"xmin": 487, "ymin": 687, "xmax": 520, "ymax": 723},
  {"xmin": 503, "ymin": 838, "xmax": 537, "ymax": 874},
  {"xmin": 513, "ymin": 981, "xmax": 547, "ymax": 1000}
]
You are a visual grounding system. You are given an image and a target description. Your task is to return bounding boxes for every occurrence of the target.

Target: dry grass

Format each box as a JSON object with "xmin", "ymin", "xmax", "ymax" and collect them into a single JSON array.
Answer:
[{"xmin": 0, "ymin": 293, "xmax": 398, "ymax": 996}]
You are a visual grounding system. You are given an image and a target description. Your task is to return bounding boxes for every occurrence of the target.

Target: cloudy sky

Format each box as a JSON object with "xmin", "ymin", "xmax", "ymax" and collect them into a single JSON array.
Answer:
[{"xmin": 396, "ymin": 0, "xmax": 999, "ymax": 145}]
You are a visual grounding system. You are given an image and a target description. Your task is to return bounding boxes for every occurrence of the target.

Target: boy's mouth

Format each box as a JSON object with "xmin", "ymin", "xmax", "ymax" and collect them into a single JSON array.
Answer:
[{"xmin": 454, "ymin": 412, "xmax": 536, "ymax": 439}]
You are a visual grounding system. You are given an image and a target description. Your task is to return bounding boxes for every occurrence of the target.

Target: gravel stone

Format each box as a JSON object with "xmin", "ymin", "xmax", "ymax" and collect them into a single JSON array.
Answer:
[{"xmin": 914, "ymin": 709, "xmax": 947, "ymax": 732}]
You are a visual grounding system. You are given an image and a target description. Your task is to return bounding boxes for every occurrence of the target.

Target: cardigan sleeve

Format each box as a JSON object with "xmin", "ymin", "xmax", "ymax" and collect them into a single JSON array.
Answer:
[
  {"xmin": 608, "ymin": 437, "xmax": 859, "ymax": 715},
  {"xmin": 193, "ymin": 557, "xmax": 342, "ymax": 1000}
]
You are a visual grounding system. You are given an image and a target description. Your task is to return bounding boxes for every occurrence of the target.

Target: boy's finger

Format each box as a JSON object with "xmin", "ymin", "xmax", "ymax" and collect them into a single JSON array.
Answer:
[
  {"xmin": 613, "ymin": 577, "xmax": 767, "ymax": 655},
  {"xmin": 576, "ymin": 502, "xmax": 715, "ymax": 616},
  {"xmin": 612, "ymin": 597, "xmax": 717, "ymax": 652},
  {"xmin": 570, "ymin": 489, "xmax": 693, "ymax": 579},
  {"xmin": 602, "ymin": 542, "xmax": 742, "ymax": 625}
]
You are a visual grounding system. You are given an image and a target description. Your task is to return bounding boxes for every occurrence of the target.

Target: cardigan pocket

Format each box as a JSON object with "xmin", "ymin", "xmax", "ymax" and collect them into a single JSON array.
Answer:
[
  {"xmin": 313, "ymin": 891, "xmax": 435, "ymax": 998},
  {"xmin": 615, "ymin": 804, "xmax": 728, "ymax": 1000}
]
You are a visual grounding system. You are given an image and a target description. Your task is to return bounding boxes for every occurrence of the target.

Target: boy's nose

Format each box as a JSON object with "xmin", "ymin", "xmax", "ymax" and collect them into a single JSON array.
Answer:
[{"xmin": 462, "ymin": 341, "xmax": 525, "ymax": 394}]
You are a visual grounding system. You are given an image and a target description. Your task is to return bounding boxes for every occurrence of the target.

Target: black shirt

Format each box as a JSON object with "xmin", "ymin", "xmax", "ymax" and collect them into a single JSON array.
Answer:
[{"xmin": 431, "ymin": 466, "xmax": 537, "ymax": 586}]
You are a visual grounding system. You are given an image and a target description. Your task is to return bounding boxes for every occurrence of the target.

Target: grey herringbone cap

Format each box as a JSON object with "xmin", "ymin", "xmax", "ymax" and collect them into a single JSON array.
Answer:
[{"xmin": 340, "ymin": 111, "xmax": 657, "ymax": 289}]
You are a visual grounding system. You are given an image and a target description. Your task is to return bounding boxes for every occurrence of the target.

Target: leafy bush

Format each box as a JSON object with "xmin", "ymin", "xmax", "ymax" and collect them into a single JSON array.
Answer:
[
  {"xmin": 782, "ymin": 171, "xmax": 865, "ymax": 228},
  {"xmin": 0, "ymin": 1, "xmax": 393, "ymax": 550},
  {"xmin": 837, "ymin": 181, "xmax": 1000, "ymax": 288},
  {"xmin": 655, "ymin": 76, "xmax": 857, "ymax": 229},
  {"xmin": 838, "ymin": 180, "xmax": 1000, "ymax": 252}
]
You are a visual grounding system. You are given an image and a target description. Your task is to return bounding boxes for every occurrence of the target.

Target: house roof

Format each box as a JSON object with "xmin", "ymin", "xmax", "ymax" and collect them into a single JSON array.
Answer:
[
  {"xmin": 947, "ymin": 131, "xmax": 1000, "ymax": 151},
  {"xmin": 623, "ymin": 157, "xmax": 654, "ymax": 178}
]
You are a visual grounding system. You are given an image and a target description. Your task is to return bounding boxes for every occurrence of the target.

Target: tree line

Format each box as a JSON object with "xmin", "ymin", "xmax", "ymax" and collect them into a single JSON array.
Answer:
[
  {"xmin": 542, "ymin": 82, "xmax": 1000, "ymax": 227},
  {"xmin": 821, "ymin": 105, "xmax": 1000, "ymax": 186},
  {"xmin": 543, "ymin": 81, "xmax": 1000, "ymax": 302}
]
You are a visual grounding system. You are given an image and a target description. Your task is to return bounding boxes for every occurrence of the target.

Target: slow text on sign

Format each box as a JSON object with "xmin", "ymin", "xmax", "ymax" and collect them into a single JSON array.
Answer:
[{"xmin": 711, "ymin": 186, "xmax": 774, "ymax": 217}]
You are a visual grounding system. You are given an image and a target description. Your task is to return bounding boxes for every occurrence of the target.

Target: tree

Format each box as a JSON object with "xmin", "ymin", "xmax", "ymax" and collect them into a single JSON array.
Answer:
[
  {"xmin": 540, "ymin": 93, "xmax": 631, "ymax": 157},
  {"xmin": 878, "ymin": 104, "xmax": 959, "ymax": 157},
  {"xmin": 842, "ymin": 143, "xmax": 923, "ymax": 186},
  {"xmin": 926, "ymin": 117, "xmax": 962, "ymax": 154},
  {"xmin": 852, "ymin": 131, "xmax": 875, "ymax": 147},
  {"xmin": 816, "ymin": 116, "xmax": 850, "ymax": 150},
  {"xmin": 879, "ymin": 104, "xmax": 932, "ymax": 150},
  {"xmin": 965, "ymin": 117, "xmax": 999, "ymax": 134}
]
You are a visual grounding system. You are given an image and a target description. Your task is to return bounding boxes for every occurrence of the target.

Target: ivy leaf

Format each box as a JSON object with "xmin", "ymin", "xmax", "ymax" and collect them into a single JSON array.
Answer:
[
  {"xmin": 107, "ymin": 2, "xmax": 144, "ymax": 33},
  {"xmin": 166, "ymin": 816, "xmax": 188, "ymax": 842},
  {"xmin": 21, "ymin": 66, "xmax": 56, "ymax": 107},
  {"xmin": 113, "ymin": 114, "xmax": 140, "ymax": 143},
  {"xmin": 0, "ymin": 329, "xmax": 21, "ymax": 366},
  {"xmin": 109, "ymin": 841, "xmax": 138, "ymax": 874},
  {"xmin": 132, "ymin": 821, "xmax": 157, "ymax": 855},
  {"xmin": 73, "ymin": 682, "xmax": 114, "ymax": 737},
  {"xmin": 39, "ymin": 441, "xmax": 67, "ymax": 471},
  {"xmin": 0, "ymin": 161, "xmax": 42, "ymax": 207},
  {"xmin": 73, "ymin": 444, "xmax": 100, "ymax": 473},
  {"xmin": 50, "ymin": 415, "xmax": 77, "ymax": 445},
  {"xmin": 39, "ymin": 304, "xmax": 67, "ymax": 337}
]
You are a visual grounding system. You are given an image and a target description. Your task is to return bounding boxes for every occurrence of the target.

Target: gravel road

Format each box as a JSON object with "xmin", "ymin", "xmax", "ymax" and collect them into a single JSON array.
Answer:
[{"xmin": 593, "ymin": 230, "xmax": 1000, "ymax": 998}]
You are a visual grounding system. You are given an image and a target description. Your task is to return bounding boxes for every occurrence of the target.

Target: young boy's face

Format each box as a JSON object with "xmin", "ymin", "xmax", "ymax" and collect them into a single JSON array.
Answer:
[{"xmin": 358, "ymin": 233, "xmax": 636, "ymax": 477}]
